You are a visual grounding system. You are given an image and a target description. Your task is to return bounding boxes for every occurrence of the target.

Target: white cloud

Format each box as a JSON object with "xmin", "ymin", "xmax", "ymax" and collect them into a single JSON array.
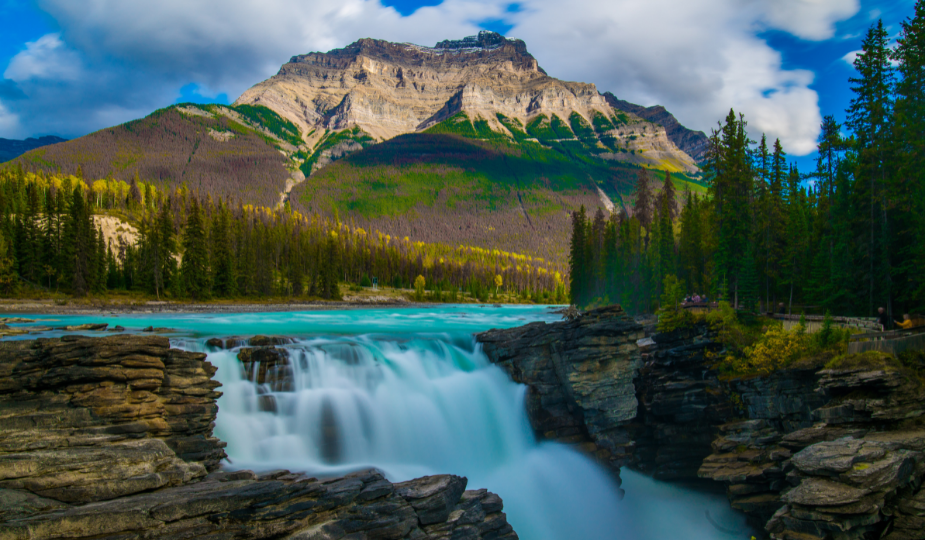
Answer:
[
  {"xmin": 509, "ymin": 0, "xmax": 846, "ymax": 154},
  {"xmin": 4, "ymin": 33, "xmax": 82, "ymax": 82},
  {"xmin": 760, "ymin": 0, "xmax": 860, "ymax": 40},
  {"xmin": 0, "ymin": 100, "xmax": 22, "ymax": 138},
  {"xmin": 842, "ymin": 49, "xmax": 862, "ymax": 65},
  {"xmin": 2, "ymin": 0, "xmax": 861, "ymax": 153}
]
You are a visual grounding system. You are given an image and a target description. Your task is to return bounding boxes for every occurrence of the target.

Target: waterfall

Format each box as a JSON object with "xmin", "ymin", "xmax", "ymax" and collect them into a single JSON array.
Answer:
[
  {"xmin": 208, "ymin": 335, "xmax": 626, "ymax": 540},
  {"xmin": 9, "ymin": 306, "xmax": 752, "ymax": 539}
]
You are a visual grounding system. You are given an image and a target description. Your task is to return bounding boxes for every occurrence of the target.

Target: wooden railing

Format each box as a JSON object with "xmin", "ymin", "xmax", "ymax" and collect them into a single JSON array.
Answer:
[
  {"xmin": 848, "ymin": 325, "xmax": 925, "ymax": 355},
  {"xmin": 771, "ymin": 314, "xmax": 881, "ymax": 334}
]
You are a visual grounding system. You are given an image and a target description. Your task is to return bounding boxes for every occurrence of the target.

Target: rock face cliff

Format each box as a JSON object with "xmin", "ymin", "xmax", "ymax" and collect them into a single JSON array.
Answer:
[
  {"xmin": 476, "ymin": 305, "xmax": 644, "ymax": 470},
  {"xmin": 236, "ymin": 31, "xmax": 698, "ymax": 173},
  {"xmin": 0, "ymin": 335, "xmax": 519, "ymax": 540},
  {"xmin": 603, "ymin": 92, "xmax": 708, "ymax": 161},
  {"xmin": 478, "ymin": 308, "xmax": 925, "ymax": 540}
]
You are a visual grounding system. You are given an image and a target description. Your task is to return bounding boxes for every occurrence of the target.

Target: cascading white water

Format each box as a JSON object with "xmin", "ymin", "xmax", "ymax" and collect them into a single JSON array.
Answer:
[
  {"xmin": 204, "ymin": 332, "xmax": 751, "ymax": 540},
  {"xmin": 209, "ymin": 335, "xmax": 627, "ymax": 540},
  {"xmin": 8, "ymin": 307, "xmax": 753, "ymax": 539}
]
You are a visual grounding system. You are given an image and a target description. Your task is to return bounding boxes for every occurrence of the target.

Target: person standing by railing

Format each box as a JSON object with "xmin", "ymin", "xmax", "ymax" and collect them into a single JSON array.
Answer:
[
  {"xmin": 878, "ymin": 307, "xmax": 891, "ymax": 331},
  {"xmin": 894, "ymin": 314, "xmax": 922, "ymax": 329}
]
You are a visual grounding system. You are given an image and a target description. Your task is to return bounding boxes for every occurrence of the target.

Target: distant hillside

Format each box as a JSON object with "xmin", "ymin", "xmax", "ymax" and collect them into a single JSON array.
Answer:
[
  {"xmin": 13, "ymin": 104, "xmax": 300, "ymax": 207},
  {"xmin": 291, "ymin": 112, "xmax": 706, "ymax": 264},
  {"xmin": 603, "ymin": 93, "xmax": 708, "ymax": 161},
  {"xmin": 0, "ymin": 135, "xmax": 66, "ymax": 163}
]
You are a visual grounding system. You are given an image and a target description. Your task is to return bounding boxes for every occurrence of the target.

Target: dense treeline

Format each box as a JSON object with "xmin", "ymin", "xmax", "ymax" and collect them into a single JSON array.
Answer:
[
  {"xmin": 570, "ymin": 4, "xmax": 925, "ymax": 318},
  {"xmin": 0, "ymin": 167, "xmax": 565, "ymax": 302}
]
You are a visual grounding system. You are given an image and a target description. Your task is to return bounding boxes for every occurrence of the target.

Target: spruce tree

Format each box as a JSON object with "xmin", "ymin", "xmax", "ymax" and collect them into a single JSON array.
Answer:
[
  {"xmin": 893, "ymin": 0, "xmax": 925, "ymax": 309},
  {"xmin": 568, "ymin": 206, "xmax": 588, "ymax": 306},
  {"xmin": 847, "ymin": 19, "xmax": 896, "ymax": 316},
  {"xmin": 181, "ymin": 198, "xmax": 211, "ymax": 299},
  {"xmin": 656, "ymin": 191, "xmax": 676, "ymax": 286},
  {"xmin": 662, "ymin": 171, "xmax": 679, "ymax": 220},
  {"xmin": 0, "ymin": 229, "xmax": 17, "ymax": 295},
  {"xmin": 62, "ymin": 186, "xmax": 90, "ymax": 296},
  {"xmin": 633, "ymin": 169, "xmax": 654, "ymax": 247},
  {"xmin": 210, "ymin": 203, "xmax": 236, "ymax": 297},
  {"xmin": 154, "ymin": 200, "xmax": 178, "ymax": 300}
]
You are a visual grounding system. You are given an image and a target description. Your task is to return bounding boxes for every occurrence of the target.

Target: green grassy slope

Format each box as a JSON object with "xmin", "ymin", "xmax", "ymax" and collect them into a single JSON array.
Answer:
[{"xmin": 290, "ymin": 112, "xmax": 704, "ymax": 264}]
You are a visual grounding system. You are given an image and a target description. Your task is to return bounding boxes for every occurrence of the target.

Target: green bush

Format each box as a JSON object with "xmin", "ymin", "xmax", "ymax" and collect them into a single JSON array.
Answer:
[{"xmin": 656, "ymin": 274, "xmax": 695, "ymax": 332}]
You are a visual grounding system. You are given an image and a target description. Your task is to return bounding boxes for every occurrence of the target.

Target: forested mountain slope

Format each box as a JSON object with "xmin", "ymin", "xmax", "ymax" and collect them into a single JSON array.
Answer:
[
  {"xmin": 9, "ymin": 32, "xmax": 706, "ymax": 264},
  {"xmin": 291, "ymin": 112, "xmax": 706, "ymax": 264},
  {"xmin": 13, "ymin": 104, "xmax": 301, "ymax": 208}
]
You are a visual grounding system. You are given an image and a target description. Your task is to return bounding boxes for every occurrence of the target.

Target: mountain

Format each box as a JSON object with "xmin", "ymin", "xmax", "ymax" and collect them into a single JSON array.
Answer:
[
  {"xmin": 10, "ymin": 31, "xmax": 707, "ymax": 263},
  {"xmin": 13, "ymin": 105, "xmax": 301, "ymax": 207},
  {"xmin": 0, "ymin": 135, "xmax": 67, "ymax": 163},
  {"xmin": 236, "ymin": 31, "xmax": 698, "ymax": 175},
  {"xmin": 602, "ymin": 93, "xmax": 709, "ymax": 161}
]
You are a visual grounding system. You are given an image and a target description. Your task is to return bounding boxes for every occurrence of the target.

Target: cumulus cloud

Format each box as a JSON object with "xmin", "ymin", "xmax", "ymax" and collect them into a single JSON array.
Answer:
[
  {"xmin": 0, "ymin": 0, "xmax": 861, "ymax": 153},
  {"xmin": 509, "ymin": 0, "xmax": 855, "ymax": 154},
  {"xmin": 760, "ymin": 0, "xmax": 860, "ymax": 40},
  {"xmin": 4, "ymin": 33, "xmax": 83, "ymax": 82},
  {"xmin": 0, "ymin": 100, "xmax": 21, "ymax": 136}
]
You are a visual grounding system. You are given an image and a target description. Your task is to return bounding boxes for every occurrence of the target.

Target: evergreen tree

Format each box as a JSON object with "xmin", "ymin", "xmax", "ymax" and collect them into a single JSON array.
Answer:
[
  {"xmin": 210, "ymin": 203, "xmax": 236, "ymax": 297},
  {"xmin": 893, "ymin": 0, "xmax": 925, "ymax": 309},
  {"xmin": 62, "ymin": 186, "xmax": 90, "ymax": 296},
  {"xmin": 154, "ymin": 200, "xmax": 178, "ymax": 299},
  {"xmin": 707, "ymin": 109, "xmax": 754, "ymax": 307},
  {"xmin": 569, "ymin": 206, "xmax": 588, "ymax": 306},
  {"xmin": 92, "ymin": 225, "xmax": 106, "ymax": 294},
  {"xmin": 662, "ymin": 171, "xmax": 679, "ymax": 220},
  {"xmin": 633, "ymin": 169, "xmax": 654, "ymax": 247},
  {"xmin": 847, "ymin": 19, "xmax": 896, "ymax": 316},
  {"xmin": 181, "ymin": 198, "xmax": 211, "ymax": 299},
  {"xmin": 0, "ymin": 229, "xmax": 17, "ymax": 295},
  {"xmin": 656, "ymin": 190, "xmax": 676, "ymax": 286}
]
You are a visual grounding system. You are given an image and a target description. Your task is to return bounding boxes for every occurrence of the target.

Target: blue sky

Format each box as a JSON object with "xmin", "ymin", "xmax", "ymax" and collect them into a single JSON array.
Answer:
[{"xmin": 0, "ymin": 0, "xmax": 915, "ymax": 172}]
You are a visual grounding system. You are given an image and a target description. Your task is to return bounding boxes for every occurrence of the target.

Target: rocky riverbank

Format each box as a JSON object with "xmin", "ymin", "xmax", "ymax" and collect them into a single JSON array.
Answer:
[
  {"xmin": 0, "ymin": 335, "xmax": 518, "ymax": 539},
  {"xmin": 476, "ymin": 306, "xmax": 925, "ymax": 540}
]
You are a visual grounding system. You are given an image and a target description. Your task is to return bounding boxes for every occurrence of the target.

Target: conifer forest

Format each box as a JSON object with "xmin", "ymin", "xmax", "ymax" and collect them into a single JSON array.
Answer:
[
  {"xmin": 0, "ymin": 169, "xmax": 565, "ymax": 303},
  {"xmin": 569, "ymin": 8, "xmax": 925, "ymax": 319}
]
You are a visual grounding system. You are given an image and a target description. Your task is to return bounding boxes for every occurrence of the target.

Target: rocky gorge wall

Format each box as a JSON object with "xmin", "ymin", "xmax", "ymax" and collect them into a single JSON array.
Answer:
[
  {"xmin": 0, "ymin": 335, "xmax": 518, "ymax": 540},
  {"xmin": 477, "ymin": 306, "xmax": 925, "ymax": 540}
]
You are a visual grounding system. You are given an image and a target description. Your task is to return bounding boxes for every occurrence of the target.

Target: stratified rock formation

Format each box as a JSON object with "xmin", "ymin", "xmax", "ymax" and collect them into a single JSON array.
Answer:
[
  {"xmin": 476, "ymin": 305, "xmax": 644, "ymax": 469},
  {"xmin": 479, "ymin": 307, "xmax": 925, "ymax": 540},
  {"xmin": 237, "ymin": 31, "xmax": 698, "ymax": 173},
  {"xmin": 0, "ymin": 335, "xmax": 519, "ymax": 540},
  {"xmin": 603, "ymin": 92, "xmax": 708, "ymax": 161}
]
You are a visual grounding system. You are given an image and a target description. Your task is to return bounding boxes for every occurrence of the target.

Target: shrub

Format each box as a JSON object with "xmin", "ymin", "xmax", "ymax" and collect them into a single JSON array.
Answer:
[
  {"xmin": 814, "ymin": 310, "xmax": 852, "ymax": 349},
  {"xmin": 656, "ymin": 274, "xmax": 696, "ymax": 332},
  {"xmin": 360, "ymin": 275, "xmax": 372, "ymax": 287},
  {"xmin": 414, "ymin": 275, "xmax": 426, "ymax": 301},
  {"xmin": 737, "ymin": 325, "xmax": 813, "ymax": 375}
]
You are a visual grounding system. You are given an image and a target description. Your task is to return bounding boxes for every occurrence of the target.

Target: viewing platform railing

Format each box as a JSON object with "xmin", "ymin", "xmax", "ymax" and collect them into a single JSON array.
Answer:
[{"xmin": 848, "ymin": 325, "xmax": 925, "ymax": 355}]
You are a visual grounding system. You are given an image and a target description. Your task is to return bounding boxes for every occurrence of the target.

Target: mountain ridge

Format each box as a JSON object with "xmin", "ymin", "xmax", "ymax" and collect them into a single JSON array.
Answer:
[{"xmin": 0, "ymin": 135, "xmax": 67, "ymax": 163}]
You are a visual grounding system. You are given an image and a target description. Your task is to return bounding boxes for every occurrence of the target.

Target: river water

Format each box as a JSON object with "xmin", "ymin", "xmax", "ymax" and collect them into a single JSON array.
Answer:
[{"xmin": 3, "ymin": 306, "xmax": 752, "ymax": 539}]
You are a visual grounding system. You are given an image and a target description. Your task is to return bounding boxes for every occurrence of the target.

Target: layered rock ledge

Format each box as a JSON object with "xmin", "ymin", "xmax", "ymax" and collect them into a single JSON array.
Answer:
[
  {"xmin": 476, "ymin": 305, "xmax": 643, "ymax": 470},
  {"xmin": 477, "ymin": 306, "xmax": 925, "ymax": 540},
  {"xmin": 0, "ymin": 335, "xmax": 518, "ymax": 540}
]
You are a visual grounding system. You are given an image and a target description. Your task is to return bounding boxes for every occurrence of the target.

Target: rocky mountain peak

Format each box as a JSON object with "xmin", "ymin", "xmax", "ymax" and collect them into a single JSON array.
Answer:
[{"xmin": 433, "ymin": 30, "xmax": 510, "ymax": 51}]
